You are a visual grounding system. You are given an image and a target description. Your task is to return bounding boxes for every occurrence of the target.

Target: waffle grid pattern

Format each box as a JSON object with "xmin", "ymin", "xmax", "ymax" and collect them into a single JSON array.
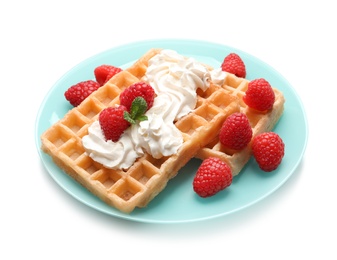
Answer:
[
  {"xmin": 196, "ymin": 73, "xmax": 285, "ymax": 175},
  {"xmin": 41, "ymin": 49, "xmax": 241, "ymax": 213}
]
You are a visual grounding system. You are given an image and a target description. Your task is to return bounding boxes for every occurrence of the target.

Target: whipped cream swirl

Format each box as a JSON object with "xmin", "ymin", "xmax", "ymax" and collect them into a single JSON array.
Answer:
[
  {"xmin": 82, "ymin": 49, "xmax": 227, "ymax": 169},
  {"xmin": 82, "ymin": 121, "xmax": 143, "ymax": 169},
  {"xmin": 143, "ymin": 49, "xmax": 211, "ymax": 120}
]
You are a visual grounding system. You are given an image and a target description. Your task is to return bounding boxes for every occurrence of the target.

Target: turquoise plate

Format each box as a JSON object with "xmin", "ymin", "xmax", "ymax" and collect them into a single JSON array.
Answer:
[{"xmin": 35, "ymin": 39, "xmax": 308, "ymax": 223}]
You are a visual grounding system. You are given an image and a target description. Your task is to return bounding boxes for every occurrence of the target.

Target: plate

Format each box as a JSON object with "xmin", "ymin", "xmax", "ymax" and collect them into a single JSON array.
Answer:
[{"xmin": 35, "ymin": 39, "xmax": 308, "ymax": 223}]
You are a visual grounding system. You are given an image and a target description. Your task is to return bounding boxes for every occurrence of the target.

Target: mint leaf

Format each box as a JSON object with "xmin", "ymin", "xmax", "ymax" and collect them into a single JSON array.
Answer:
[
  {"xmin": 131, "ymin": 97, "xmax": 148, "ymax": 118},
  {"xmin": 137, "ymin": 115, "xmax": 148, "ymax": 122},
  {"xmin": 123, "ymin": 97, "xmax": 148, "ymax": 124},
  {"xmin": 124, "ymin": 111, "xmax": 136, "ymax": 124}
]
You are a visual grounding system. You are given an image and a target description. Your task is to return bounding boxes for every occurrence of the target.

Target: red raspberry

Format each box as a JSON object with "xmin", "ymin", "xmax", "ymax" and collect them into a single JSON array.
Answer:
[
  {"xmin": 99, "ymin": 105, "xmax": 130, "ymax": 142},
  {"xmin": 64, "ymin": 80, "xmax": 100, "ymax": 107},
  {"xmin": 221, "ymin": 53, "xmax": 246, "ymax": 78},
  {"xmin": 120, "ymin": 82, "xmax": 155, "ymax": 112},
  {"xmin": 243, "ymin": 78, "xmax": 275, "ymax": 111},
  {"xmin": 252, "ymin": 132, "xmax": 285, "ymax": 172},
  {"xmin": 219, "ymin": 112, "xmax": 252, "ymax": 150},
  {"xmin": 94, "ymin": 65, "xmax": 122, "ymax": 86},
  {"xmin": 193, "ymin": 157, "xmax": 232, "ymax": 198}
]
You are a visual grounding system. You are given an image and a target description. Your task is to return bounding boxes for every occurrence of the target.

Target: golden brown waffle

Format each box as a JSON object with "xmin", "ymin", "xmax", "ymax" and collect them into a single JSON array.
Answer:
[
  {"xmin": 41, "ymin": 49, "xmax": 240, "ymax": 213},
  {"xmin": 196, "ymin": 73, "xmax": 285, "ymax": 176}
]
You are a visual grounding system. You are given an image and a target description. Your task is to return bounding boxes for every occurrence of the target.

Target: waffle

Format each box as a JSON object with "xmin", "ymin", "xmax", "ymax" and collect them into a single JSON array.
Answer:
[
  {"xmin": 196, "ymin": 73, "xmax": 285, "ymax": 176},
  {"xmin": 41, "ymin": 49, "xmax": 240, "ymax": 213}
]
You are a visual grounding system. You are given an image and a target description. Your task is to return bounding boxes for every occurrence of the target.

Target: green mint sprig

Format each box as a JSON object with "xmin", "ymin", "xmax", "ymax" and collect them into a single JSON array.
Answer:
[{"xmin": 124, "ymin": 97, "xmax": 148, "ymax": 124}]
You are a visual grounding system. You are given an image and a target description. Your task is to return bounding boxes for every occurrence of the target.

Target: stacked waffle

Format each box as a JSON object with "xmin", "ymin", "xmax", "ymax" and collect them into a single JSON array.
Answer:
[
  {"xmin": 41, "ymin": 48, "xmax": 284, "ymax": 213},
  {"xmin": 196, "ymin": 73, "xmax": 285, "ymax": 175}
]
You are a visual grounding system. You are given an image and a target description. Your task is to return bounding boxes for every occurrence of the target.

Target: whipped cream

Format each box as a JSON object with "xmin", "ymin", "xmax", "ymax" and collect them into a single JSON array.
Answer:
[
  {"xmin": 210, "ymin": 68, "xmax": 227, "ymax": 86},
  {"xmin": 82, "ymin": 49, "xmax": 227, "ymax": 169},
  {"xmin": 143, "ymin": 49, "xmax": 211, "ymax": 120},
  {"xmin": 132, "ymin": 94, "xmax": 184, "ymax": 159},
  {"xmin": 82, "ymin": 121, "xmax": 143, "ymax": 169}
]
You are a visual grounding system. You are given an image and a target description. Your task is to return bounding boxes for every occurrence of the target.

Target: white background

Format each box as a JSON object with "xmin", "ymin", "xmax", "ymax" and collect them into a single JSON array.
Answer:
[{"xmin": 1, "ymin": 0, "xmax": 336, "ymax": 259}]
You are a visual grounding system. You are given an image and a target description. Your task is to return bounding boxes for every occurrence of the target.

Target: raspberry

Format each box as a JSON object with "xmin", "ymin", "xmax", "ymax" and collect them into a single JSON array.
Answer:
[
  {"xmin": 221, "ymin": 53, "xmax": 246, "ymax": 78},
  {"xmin": 193, "ymin": 157, "xmax": 232, "ymax": 198},
  {"xmin": 99, "ymin": 105, "xmax": 130, "ymax": 142},
  {"xmin": 94, "ymin": 65, "xmax": 122, "ymax": 86},
  {"xmin": 252, "ymin": 132, "xmax": 285, "ymax": 172},
  {"xmin": 243, "ymin": 78, "xmax": 275, "ymax": 111},
  {"xmin": 219, "ymin": 112, "xmax": 252, "ymax": 150},
  {"xmin": 64, "ymin": 80, "xmax": 100, "ymax": 107},
  {"xmin": 120, "ymin": 82, "xmax": 155, "ymax": 112}
]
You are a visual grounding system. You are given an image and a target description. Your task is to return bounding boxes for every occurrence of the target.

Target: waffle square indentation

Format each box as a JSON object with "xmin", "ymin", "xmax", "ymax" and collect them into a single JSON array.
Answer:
[
  {"xmin": 77, "ymin": 98, "xmax": 105, "ymax": 120},
  {"xmin": 44, "ymin": 125, "xmax": 73, "ymax": 148},
  {"xmin": 76, "ymin": 156, "xmax": 102, "ymax": 175},
  {"xmin": 175, "ymin": 114, "xmax": 206, "ymax": 136},
  {"xmin": 113, "ymin": 179, "xmax": 143, "ymax": 202},
  {"xmin": 59, "ymin": 140, "xmax": 85, "ymax": 161},
  {"xmin": 91, "ymin": 84, "xmax": 120, "ymax": 107},
  {"xmin": 194, "ymin": 104, "xmax": 221, "ymax": 122},
  {"xmin": 93, "ymin": 169, "xmax": 123, "ymax": 189},
  {"xmin": 62, "ymin": 112, "xmax": 89, "ymax": 134},
  {"xmin": 130, "ymin": 161, "xmax": 160, "ymax": 185}
]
